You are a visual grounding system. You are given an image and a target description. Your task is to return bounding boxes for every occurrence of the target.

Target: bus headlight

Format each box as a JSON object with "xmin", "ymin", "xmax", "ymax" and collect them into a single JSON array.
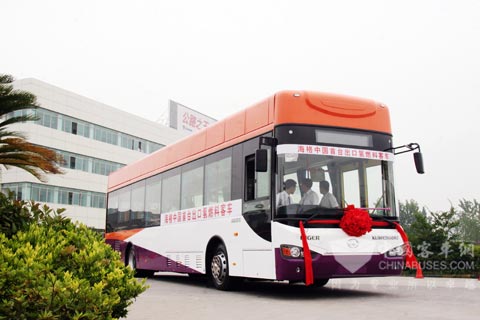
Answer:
[
  {"xmin": 385, "ymin": 244, "xmax": 407, "ymax": 257},
  {"xmin": 280, "ymin": 245, "xmax": 303, "ymax": 258}
]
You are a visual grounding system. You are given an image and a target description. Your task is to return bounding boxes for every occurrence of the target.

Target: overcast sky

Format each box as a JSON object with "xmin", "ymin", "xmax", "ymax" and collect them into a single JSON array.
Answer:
[{"xmin": 2, "ymin": 0, "xmax": 479, "ymax": 212}]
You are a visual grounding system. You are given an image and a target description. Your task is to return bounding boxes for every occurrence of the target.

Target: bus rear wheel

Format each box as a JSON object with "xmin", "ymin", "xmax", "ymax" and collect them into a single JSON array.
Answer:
[
  {"xmin": 126, "ymin": 245, "xmax": 154, "ymax": 278},
  {"xmin": 210, "ymin": 243, "xmax": 238, "ymax": 290},
  {"xmin": 127, "ymin": 246, "xmax": 137, "ymax": 271}
]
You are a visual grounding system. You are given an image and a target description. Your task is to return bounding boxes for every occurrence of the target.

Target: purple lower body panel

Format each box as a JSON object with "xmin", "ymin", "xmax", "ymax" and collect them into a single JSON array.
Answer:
[
  {"xmin": 105, "ymin": 239, "xmax": 201, "ymax": 274},
  {"xmin": 275, "ymin": 248, "xmax": 404, "ymax": 281}
]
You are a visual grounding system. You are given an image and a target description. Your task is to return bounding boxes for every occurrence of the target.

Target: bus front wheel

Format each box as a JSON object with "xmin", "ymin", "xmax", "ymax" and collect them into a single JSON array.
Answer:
[
  {"xmin": 311, "ymin": 278, "xmax": 329, "ymax": 287},
  {"xmin": 210, "ymin": 243, "xmax": 238, "ymax": 290}
]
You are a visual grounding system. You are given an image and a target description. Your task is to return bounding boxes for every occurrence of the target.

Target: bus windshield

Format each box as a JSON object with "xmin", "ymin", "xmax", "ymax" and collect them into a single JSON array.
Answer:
[{"xmin": 275, "ymin": 144, "xmax": 396, "ymax": 219}]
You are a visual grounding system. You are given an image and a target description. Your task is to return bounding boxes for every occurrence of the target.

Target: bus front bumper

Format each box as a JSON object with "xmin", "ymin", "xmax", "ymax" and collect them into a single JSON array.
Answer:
[{"xmin": 274, "ymin": 248, "xmax": 405, "ymax": 281}]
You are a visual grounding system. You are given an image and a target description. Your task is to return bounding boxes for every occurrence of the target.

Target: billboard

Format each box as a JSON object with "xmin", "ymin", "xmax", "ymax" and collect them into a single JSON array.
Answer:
[{"xmin": 169, "ymin": 100, "xmax": 216, "ymax": 133}]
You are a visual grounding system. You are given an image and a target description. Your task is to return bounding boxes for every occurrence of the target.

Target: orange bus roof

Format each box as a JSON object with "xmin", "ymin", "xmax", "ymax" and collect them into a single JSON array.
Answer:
[{"xmin": 108, "ymin": 90, "xmax": 391, "ymax": 191}]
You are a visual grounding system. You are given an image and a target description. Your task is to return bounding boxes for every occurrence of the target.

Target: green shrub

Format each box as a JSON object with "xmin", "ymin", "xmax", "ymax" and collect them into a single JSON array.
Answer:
[
  {"xmin": 0, "ymin": 192, "xmax": 39, "ymax": 237},
  {"xmin": 0, "ymin": 194, "xmax": 147, "ymax": 319}
]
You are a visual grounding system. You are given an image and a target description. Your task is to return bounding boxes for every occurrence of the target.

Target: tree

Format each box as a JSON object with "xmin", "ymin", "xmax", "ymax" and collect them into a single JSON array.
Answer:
[
  {"xmin": 399, "ymin": 199, "xmax": 426, "ymax": 236},
  {"xmin": 0, "ymin": 74, "xmax": 63, "ymax": 182},
  {"xmin": 400, "ymin": 200, "xmax": 479, "ymax": 276},
  {"xmin": 457, "ymin": 199, "xmax": 480, "ymax": 244},
  {"xmin": 407, "ymin": 210, "xmax": 433, "ymax": 248},
  {"xmin": 429, "ymin": 208, "xmax": 461, "ymax": 244}
]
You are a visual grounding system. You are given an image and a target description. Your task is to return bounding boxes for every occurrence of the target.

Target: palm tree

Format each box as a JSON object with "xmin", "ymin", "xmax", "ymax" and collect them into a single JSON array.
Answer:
[{"xmin": 0, "ymin": 74, "xmax": 63, "ymax": 182}]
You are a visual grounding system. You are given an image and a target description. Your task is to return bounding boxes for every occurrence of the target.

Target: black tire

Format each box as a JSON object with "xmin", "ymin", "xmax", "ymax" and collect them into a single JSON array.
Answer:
[
  {"xmin": 209, "ymin": 243, "xmax": 240, "ymax": 290},
  {"xmin": 188, "ymin": 273, "xmax": 206, "ymax": 280},
  {"xmin": 311, "ymin": 278, "xmax": 329, "ymax": 287}
]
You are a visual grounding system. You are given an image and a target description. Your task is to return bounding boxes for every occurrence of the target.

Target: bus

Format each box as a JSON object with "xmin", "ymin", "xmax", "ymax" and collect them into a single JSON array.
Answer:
[{"xmin": 105, "ymin": 90, "xmax": 424, "ymax": 290}]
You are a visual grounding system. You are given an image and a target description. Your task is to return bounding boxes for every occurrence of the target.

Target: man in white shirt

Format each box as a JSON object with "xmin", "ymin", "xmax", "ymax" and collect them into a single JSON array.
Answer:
[
  {"xmin": 299, "ymin": 178, "xmax": 319, "ymax": 205},
  {"xmin": 319, "ymin": 180, "xmax": 339, "ymax": 208},
  {"xmin": 276, "ymin": 179, "xmax": 297, "ymax": 207}
]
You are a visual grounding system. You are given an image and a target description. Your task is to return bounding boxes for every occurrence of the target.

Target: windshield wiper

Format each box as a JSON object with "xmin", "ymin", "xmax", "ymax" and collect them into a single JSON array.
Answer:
[
  {"xmin": 274, "ymin": 217, "xmax": 304, "ymax": 222},
  {"xmin": 369, "ymin": 213, "xmax": 398, "ymax": 222}
]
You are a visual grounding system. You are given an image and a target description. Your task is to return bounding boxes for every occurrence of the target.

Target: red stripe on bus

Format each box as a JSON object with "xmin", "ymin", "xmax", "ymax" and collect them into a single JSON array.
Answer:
[{"xmin": 105, "ymin": 228, "xmax": 144, "ymax": 241}]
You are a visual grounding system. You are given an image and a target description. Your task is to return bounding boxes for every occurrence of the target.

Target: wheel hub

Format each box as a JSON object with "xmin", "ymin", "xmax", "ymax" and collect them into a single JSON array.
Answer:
[{"xmin": 211, "ymin": 252, "xmax": 227, "ymax": 284}]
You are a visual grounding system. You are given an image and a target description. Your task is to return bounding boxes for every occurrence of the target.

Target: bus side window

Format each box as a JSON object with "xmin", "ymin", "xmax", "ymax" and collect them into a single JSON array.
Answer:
[
  {"xmin": 117, "ymin": 186, "xmax": 131, "ymax": 230},
  {"xmin": 161, "ymin": 168, "xmax": 181, "ymax": 213},
  {"xmin": 145, "ymin": 175, "xmax": 161, "ymax": 227},
  {"xmin": 131, "ymin": 180, "xmax": 146, "ymax": 228},
  {"xmin": 181, "ymin": 158, "xmax": 204, "ymax": 209},
  {"xmin": 204, "ymin": 148, "xmax": 232, "ymax": 205},
  {"xmin": 106, "ymin": 190, "xmax": 119, "ymax": 232}
]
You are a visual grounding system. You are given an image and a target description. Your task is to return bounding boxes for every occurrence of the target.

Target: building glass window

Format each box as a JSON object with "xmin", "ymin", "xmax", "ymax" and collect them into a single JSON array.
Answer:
[
  {"xmin": 121, "ymin": 134, "xmax": 133, "ymax": 150},
  {"xmin": 91, "ymin": 193, "xmax": 106, "ymax": 209},
  {"xmin": 5, "ymin": 107, "xmax": 164, "ymax": 154},
  {"xmin": 31, "ymin": 184, "xmax": 54, "ymax": 203},
  {"xmin": 2, "ymin": 183, "xmax": 22, "ymax": 200},
  {"xmin": 55, "ymin": 149, "xmax": 121, "ymax": 175},
  {"xmin": 70, "ymin": 156, "xmax": 76, "ymax": 169},
  {"xmin": 148, "ymin": 142, "xmax": 163, "ymax": 153},
  {"xmin": 72, "ymin": 122, "xmax": 78, "ymax": 134},
  {"xmin": 35, "ymin": 108, "xmax": 58, "ymax": 129},
  {"xmin": 2, "ymin": 183, "xmax": 106, "ymax": 209},
  {"xmin": 77, "ymin": 122, "xmax": 90, "ymax": 138},
  {"xmin": 62, "ymin": 116, "xmax": 90, "ymax": 138},
  {"xmin": 94, "ymin": 126, "xmax": 118, "ymax": 146}
]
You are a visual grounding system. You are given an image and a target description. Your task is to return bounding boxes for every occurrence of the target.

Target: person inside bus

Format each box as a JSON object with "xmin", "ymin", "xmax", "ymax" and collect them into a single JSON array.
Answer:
[
  {"xmin": 299, "ymin": 178, "xmax": 319, "ymax": 205},
  {"xmin": 276, "ymin": 179, "xmax": 297, "ymax": 207},
  {"xmin": 319, "ymin": 180, "xmax": 339, "ymax": 208}
]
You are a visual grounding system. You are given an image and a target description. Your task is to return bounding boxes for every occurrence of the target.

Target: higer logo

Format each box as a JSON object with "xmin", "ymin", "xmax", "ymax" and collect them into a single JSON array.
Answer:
[
  {"xmin": 347, "ymin": 238, "xmax": 359, "ymax": 248},
  {"xmin": 300, "ymin": 235, "xmax": 320, "ymax": 241}
]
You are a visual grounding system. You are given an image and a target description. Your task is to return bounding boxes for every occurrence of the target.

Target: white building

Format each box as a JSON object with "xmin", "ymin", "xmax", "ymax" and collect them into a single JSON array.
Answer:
[{"xmin": 1, "ymin": 78, "xmax": 185, "ymax": 230}]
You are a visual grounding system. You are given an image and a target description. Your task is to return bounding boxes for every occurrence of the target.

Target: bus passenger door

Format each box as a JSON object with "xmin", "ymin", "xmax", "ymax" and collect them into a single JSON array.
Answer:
[
  {"xmin": 243, "ymin": 136, "xmax": 272, "ymax": 242},
  {"xmin": 239, "ymin": 135, "xmax": 275, "ymax": 279}
]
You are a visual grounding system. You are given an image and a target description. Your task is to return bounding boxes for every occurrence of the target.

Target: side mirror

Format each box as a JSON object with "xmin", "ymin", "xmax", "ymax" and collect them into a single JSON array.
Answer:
[
  {"xmin": 414, "ymin": 152, "xmax": 425, "ymax": 174},
  {"xmin": 255, "ymin": 149, "xmax": 268, "ymax": 172},
  {"xmin": 388, "ymin": 142, "xmax": 425, "ymax": 174}
]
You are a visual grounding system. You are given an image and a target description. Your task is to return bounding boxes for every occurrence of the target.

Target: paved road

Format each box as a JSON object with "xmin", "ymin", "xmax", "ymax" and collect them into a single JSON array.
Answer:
[{"xmin": 124, "ymin": 274, "xmax": 479, "ymax": 320}]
